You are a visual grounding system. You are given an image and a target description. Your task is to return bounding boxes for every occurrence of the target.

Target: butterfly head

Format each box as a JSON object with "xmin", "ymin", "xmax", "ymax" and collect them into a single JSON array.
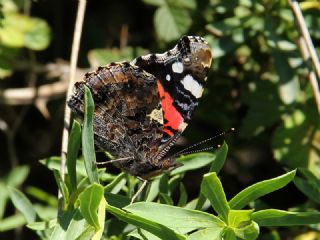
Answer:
[{"xmin": 177, "ymin": 36, "xmax": 212, "ymax": 80}]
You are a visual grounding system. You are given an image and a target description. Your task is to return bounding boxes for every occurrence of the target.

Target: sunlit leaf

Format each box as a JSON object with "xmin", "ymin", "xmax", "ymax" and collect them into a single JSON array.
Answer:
[
  {"xmin": 154, "ymin": 5, "xmax": 191, "ymax": 42},
  {"xmin": 79, "ymin": 183, "xmax": 104, "ymax": 230},
  {"xmin": 252, "ymin": 209, "xmax": 320, "ymax": 226},
  {"xmin": 9, "ymin": 187, "xmax": 37, "ymax": 223},
  {"xmin": 106, "ymin": 203, "xmax": 187, "ymax": 240},
  {"xmin": 229, "ymin": 170, "xmax": 296, "ymax": 209},
  {"xmin": 82, "ymin": 86, "xmax": 99, "ymax": 183},
  {"xmin": 201, "ymin": 173, "xmax": 230, "ymax": 222}
]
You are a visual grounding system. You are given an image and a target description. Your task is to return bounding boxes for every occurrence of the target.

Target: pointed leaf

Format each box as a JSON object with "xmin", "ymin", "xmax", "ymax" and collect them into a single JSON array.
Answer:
[
  {"xmin": 67, "ymin": 120, "xmax": 81, "ymax": 192},
  {"xmin": 173, "ymin": 152, "xmax": 216, "ymax": 175},
  {"xmin": 106, "ymin": 203, "xmax": 186, "ymax": 240},
  {"xmin": 9, "ymin": 187, "xmax": 36, "ymax": 223},
  {"xmin": 252, "ymin": 209, "xmax": 320, "ymax": 226},
  {"xmin": 79, "ymin": 183, "xmax": 104, "ymax": 230},
  {"xmin": 154, "ymin": 5, "xmax": 191, "ymax": 42},
  {"xmin": 209, "ymin": 142, "xmax": 228, "ymax": 173},
  {"xmin": 229, "ymin": 170, "xmax": 296, "ymax": 209},
  {"xmin": 124, "ymin": 202, "xmax": 225, "ymax": 234},
  {"xmin": 201, "ymin": 172, "xmax": 230, "ymax": 222},
  {"xmin": 196, "ymin": 144, "xmax": 228, "ymax": 210},
  {"xmin": 188, "ymin": 227, "xmax": 223, "ymax": 240},
  {"xmin": 82, "ymin": 86, "xmax": 99, "ymax": 183},
  {"xmin": 0, "ymin": 214, "xmax": 26, "ymax": 231},
  {"xmin": 27, "ymin": 219, "xmax": 57, "ymax": 230}
]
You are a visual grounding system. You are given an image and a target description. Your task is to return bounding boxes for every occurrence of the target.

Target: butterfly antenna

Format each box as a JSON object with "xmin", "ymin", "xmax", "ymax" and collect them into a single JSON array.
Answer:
[
  {"xmin": 96, "ymin": 156, "xmax": 134, "ymax": 165},
  {"xmin": 174, "ymin": 146, "xmax": 219, "ymax": 157},
  {"xmin": 172, "ymin": 128, "xmax": 235, "ymax": 157}
]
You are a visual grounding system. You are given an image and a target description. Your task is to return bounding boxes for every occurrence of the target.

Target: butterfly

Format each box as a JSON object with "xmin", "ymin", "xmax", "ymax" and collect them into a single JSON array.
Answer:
[{"xmin": 68, "ymin": 36, "xmax": 212, "ymax": 180}]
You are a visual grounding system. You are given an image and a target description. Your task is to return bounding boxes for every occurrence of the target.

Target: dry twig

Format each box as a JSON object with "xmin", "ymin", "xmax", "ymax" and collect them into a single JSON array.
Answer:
[{"xmin": 288, "ymin": 0, "xmax": 320, "ymax": 113}]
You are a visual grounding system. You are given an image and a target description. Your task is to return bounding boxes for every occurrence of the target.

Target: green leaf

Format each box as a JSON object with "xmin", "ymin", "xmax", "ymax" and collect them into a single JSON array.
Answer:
[
  {"xmin": 196, "ymin": 143, "xmax": 228, "ymax": 210},
  {"xmin": 27, "ymin": 219, "xmax": 57, "ymax": 230},
  {"xmin": 240, "ymin": 80, "xmax": 283, "ymax": 138},
  {"xmin": 188, "ymin": 227, "xmax": 223, "ymax": 240},
  {"xmin": 229, "ymin": 170, "xmax": 296, "ymax": 209},
  {"xmin": 79, "ymin": 183, "xmax": 104, "ymax": 230},
  {"xmin": 233, "ymin": 221, "xmax": 259, "ymax": 240},
  {"xmin": 104, "ymin": 192, "xmax": 131, "ymax": 208},
  {"xmin": 5, "ymin": 165, "xmax": 30, "ymax": 187},
  {"xmin": 24, "ymin": 17, "xmax": 51, "ymax": 50},
  {"xmin": 145, "ymin": 178, "xmax": 161, "ymax": 202},
  {"xmin": 294, "ymin": 176, "xmax": 320, "ymax": 204},
  {"xmin": 228, "ymin": 209, "xmax": 254, "ymax": 228},
  {"xmin": 106, "ymin": 203, "xmax": 187, "ymax": 240},
  {"xmin": 159, "ymin": 172, "xmax": 169, "ymax": 194},
  {"xmin": 25, "ymin": 186, "xmax": 58, "ymax": 206},
  {"xmin": 0, "ymin": 182, "xmax": 8, "ymax": 219},
  {"xmin": 92, "ymin": 193, "xmax": 106, "ymax": 240},
  {"xmin": 154, "ymin": 5, "xmax": 191, "ymax": 42},
  {"xmin": 159, "ymin": 193, "xmax": 174, "ymax": 205},
  {"xmin": 209, "ymin": 142, "xmax": 228, "ymax": 173},
  {"xmin": 50, "ymin": 209, "xmax": 77, "ymax": 239},
  {"xmin": 8, "ymin": 187, "xmax": 37, "ymax": 223},
  {"xmin": 65, "ymin": 209, "xmax": 95, "ymax": 240},
  {"xmin": 201, "ymin": 172, "xmax": 230, "ymax": 222},
  {"xmin": 82, "ymin": 86, "xmax": 99, "ymax": 183},
  {"xmin": 167, "ymin": 0, "xmax": 196, "ymax": 9},
  {"xmin": 272, "ymin": 104, "xmax": 320, "ymax": 169},
  {"xmin": 0, "ymin": 12, "xmax": 50, "ymax": 50},
  {"xmin": 104, "ymin": 172, "xmax": 126, "ymax": 193},
  {"xmin": 0, "ymin": 13, "xmax": 24, "ymax": 47},
  {"xmin": 172, "ymin": 152, "xmax": 216, "ymax": 175},
  {"xmin": 40, "ymin": 157, "xmax": 87, "ymax": 177},
  {"xmin": 125, "ymin": 202, "xmax": 225, "ymax": 234},
  {"xmin": 88, "ymin": 47, "xmax": 147, "ymax": 68},
  {"xmin": 67, "ymin": 120, "xmax": 82, "ymax": 192},
  {"xmin": 53, "ymin": 169, "xmax": 69, "ymax": 207},
  {"xmin": 252, "ymin": 209, "xmax": 320, "ymax": 226},
  {"xmin": 0, "ymin": 213, "xmax": 26, "ymax": 232},
  {"xmin": 0, "ymin": 165, "xmax": 30, "ymax": 219},
  {"xmin": 222, "ymin": 228, "xmax": 236, "ymax": 240},
  {"xmin": 294, "ymin": 168, "xmax": 320, "ymax": 204},
  {"xmin": 177, "ymin": 183, "xmax": 188, "ymax": 207},
  {"xmin": 142, "ymin": 0, "xmax": 165, "ymax": 7},
  {"xmin": 265, "ymin": 17, "xmax": 300, "ymax": 105}
]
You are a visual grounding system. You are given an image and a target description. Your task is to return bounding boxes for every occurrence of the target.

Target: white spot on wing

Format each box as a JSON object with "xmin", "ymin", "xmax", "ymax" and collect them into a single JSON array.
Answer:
[
  {"xmin": 166, "ymin": 74, "xmax": 171, "ymax": 81},
  {"xmin": 172, "ymin": 61, "xmax": 183, "ymax": 73},
  {"xmin": 142, "ymin": 54, "xmax": 152, "ymax": 60},
  {"xmin": 181, "ymin": 74, "xmax": 204, "ymax": 99}
]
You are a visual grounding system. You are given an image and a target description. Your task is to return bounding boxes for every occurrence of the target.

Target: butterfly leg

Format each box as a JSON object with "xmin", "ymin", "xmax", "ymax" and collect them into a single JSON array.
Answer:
[
  {"xmin": 130, "ymin": 178, "xmax": 148, "ymax": 204},
  {"xmin": 96, "ymin": 156, "xmax": 134, "ymax": 165}
]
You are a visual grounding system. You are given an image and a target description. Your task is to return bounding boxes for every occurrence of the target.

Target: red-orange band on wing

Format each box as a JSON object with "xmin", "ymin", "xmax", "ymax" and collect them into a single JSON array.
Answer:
[{"xmin": 157, "ymin": 80, "xmax": 184, "ymax": 136}]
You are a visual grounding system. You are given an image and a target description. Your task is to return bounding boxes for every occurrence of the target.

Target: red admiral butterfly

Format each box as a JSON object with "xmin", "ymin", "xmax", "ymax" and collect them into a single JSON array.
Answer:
[{"xmin": 68, "ymin": 36, "xmax": 212, "ymax": 180}]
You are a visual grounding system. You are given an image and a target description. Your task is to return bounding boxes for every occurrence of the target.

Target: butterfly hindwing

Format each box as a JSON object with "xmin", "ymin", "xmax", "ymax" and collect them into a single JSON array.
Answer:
[{"xmin": 68, "ymin": 62, "xmax": 164, "ymax": 175}]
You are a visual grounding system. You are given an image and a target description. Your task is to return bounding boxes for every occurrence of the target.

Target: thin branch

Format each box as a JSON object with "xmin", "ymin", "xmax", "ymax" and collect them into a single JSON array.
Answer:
[
  {"xmin": 0, "ymin": 63, "xmax": 87, "ymax": 105},
  {"xmin": 288, "ymin": 0, "xmax": 320, "ymax": 112},
  {"xmin": 59, "ymin": 0, "xmax": 87, "ymax": 213},
  {"xmin": 297, "ymin": 36, "xmax": 320, "ymax": 113}
]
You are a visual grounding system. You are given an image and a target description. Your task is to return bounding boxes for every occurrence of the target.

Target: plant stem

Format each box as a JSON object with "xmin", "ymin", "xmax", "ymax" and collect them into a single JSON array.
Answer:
[
  {"xmin": 288, "ymin": 0, "xmax": 320, "ymax": 113},
  {"xmin": 59, "ymin": 0, "xmax": 87, "ymax": 215}
]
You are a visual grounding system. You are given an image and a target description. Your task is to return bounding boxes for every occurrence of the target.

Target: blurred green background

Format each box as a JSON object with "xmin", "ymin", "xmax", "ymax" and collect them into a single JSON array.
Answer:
[{"xmin": 0, "ymin": 0, "xmax": 319, "ymax": 239}]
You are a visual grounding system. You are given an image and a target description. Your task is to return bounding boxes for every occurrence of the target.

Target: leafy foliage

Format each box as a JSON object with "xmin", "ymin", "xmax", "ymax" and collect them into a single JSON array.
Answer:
[
  {"xmin": 1, "ymin": 0, "xmax": 320, "ymax": 239},
  {"xmin": 7, "ymin": 89, "xmax": 318, "ymax": 240}
]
